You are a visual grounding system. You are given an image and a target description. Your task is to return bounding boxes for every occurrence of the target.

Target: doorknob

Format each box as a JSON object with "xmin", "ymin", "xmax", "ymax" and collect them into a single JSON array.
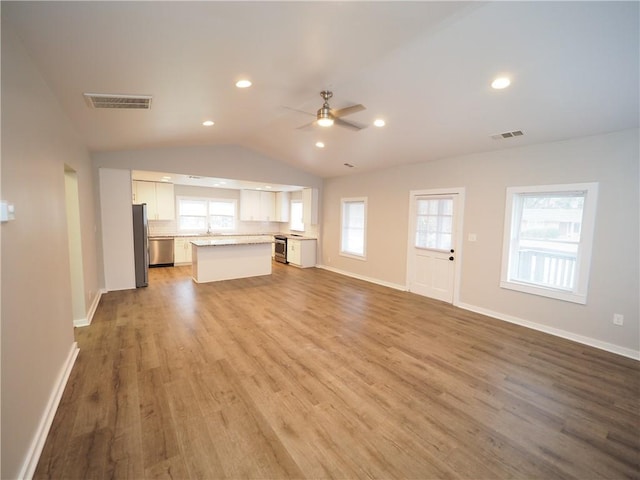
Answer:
[
  {"xmin": 449, "ymin": 256, "xmax": 454, "ymax": 261},
  {"xmin": 450, "ymin": 249, "xmax": 455, "ymax": 253}
]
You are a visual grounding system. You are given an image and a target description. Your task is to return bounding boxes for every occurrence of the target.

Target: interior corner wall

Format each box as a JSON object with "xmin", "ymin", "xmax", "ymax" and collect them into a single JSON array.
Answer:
[
  {"xmin": 1, "ymin": 24, "xmax": 101, "ymax": 478},
  {"xmin": 321, "ymin": 129, "xmax": 639, "ymax": 355}
]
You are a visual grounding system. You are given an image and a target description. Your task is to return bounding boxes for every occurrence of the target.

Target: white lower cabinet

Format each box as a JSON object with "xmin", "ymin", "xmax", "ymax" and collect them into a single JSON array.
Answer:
[
  {"xmin": 174, "ymin": 237, "xmax": 200, "ymax": 264},
  {"xmin": 287, "ymin": 239, "xmax": 317, "ymax": 268}
]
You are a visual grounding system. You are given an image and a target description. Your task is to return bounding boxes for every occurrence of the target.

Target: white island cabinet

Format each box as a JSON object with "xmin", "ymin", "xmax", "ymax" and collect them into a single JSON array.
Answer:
[{"xmin": 191, "ymin": 236, "xmax": 274, "ymax": 283}]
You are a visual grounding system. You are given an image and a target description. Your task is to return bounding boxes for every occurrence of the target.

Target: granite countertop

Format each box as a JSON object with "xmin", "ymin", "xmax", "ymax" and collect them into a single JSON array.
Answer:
[
  {"xmin": 150, "ymin": 233, "xmax": 277, "ymax": 239},
  {"xmin": 151, "ymin": 232, "xmax": 316, "ymax": 240},
  {"xmin": 191, "ymin": 235, "xmax": 274, "ymax": 247},
  {"xmin": 281, "ymin": 234, "xmax": 317, "ymax": 241}
]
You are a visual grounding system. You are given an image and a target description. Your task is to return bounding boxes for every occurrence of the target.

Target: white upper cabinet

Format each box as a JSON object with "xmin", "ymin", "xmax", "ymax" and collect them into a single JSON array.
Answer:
[
  {"xmin": 302, "ymin": 187, "xmax": 318, "ymax": 225},
  {"xmin": 154, "ymin": 182, "xmax": 175, "ymax": 220},
  {"xmin": 275, "ymin": 191, "xmax": 290, "ymax": 222},
  {"xmin": 132, "ymin": 180, "xmax": 175, "ymax": 220},
  {"xmin": 260, "ymin": 191, "xmax": 276, "ymax": 221},
  {"xmin": 240, "ymin": 190, "xmax": 276, "ymax": 221}
]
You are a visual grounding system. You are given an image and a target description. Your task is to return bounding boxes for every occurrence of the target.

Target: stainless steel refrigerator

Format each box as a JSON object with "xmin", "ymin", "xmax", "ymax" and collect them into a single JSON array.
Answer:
[{"xmin": 132, "ymin": 204, "xmax": 149, "ymax": 287}]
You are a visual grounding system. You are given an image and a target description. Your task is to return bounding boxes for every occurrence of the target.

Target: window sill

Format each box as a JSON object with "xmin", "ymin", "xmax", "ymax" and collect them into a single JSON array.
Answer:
[
  {"xmin": 340, "ymin": 252, "xmax": 367, "ymax": 261},
  {"xmin": 500, "ymin": 280, "xmax": 587, "ymax": 305}
]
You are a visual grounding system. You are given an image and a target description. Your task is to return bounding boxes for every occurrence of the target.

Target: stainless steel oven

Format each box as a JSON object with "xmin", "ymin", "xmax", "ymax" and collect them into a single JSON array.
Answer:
[{"xmin": 274, "ymin": 235, "xmax": 287, "ymax": 264}]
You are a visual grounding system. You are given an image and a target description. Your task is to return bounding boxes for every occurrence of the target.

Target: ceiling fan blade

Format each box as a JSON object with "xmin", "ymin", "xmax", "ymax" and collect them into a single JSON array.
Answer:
[
  {"xmin": 296, "ymin": 121, "xmax": 316, "ymax": 130},
  {"xmin": 332, "ymin": 104, "xmax": 366, "ymax": 118},
  {"xmin": 282, "ymin": 105, "xmax": 315, "ymax": 117},
  {"xmin": 334, "ymin": 117, "xmax": 366, "ymax": 131}
]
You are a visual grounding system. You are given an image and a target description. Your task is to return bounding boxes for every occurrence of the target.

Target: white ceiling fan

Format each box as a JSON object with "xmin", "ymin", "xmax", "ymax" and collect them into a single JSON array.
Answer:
[{"xmin": 290, "ymin": 91, "xmax": 367, "ymax": 131}]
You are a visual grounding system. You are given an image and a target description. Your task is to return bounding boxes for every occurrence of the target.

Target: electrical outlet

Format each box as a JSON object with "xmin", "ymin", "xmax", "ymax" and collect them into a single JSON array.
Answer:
[{"xmin": 613, "ymin": 313, "xmax": 624, "ymax": 326}]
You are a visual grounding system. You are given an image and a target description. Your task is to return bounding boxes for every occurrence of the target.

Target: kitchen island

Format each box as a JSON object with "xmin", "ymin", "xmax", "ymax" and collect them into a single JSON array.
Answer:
[{"xmin": 191, "ymin": 236, "xmax": 274, "ymax": 283}]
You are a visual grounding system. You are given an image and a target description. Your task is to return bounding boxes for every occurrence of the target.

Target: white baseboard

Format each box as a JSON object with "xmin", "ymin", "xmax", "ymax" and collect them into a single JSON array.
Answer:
[
  {"xmin": 457, "ymin": 302, "xmax": 640, "ymax": 361},
  {"xmin": 316, "ymin": 265, "xmax": 639, "ymax": 361},
  {"xmin": 316, "ymin": 264, "xmax": 408, "ymax": 292},
  {"xmin": 73, "ymin": 288, "xmax": 105, "ymax": 328},
  {"xmin": 18, "ymin": 342, "xmax": 80, "ymax": 479}
]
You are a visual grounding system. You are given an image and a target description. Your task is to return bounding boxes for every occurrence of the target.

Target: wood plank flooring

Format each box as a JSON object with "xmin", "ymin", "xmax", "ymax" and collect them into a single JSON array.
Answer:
[{"xmin": 35, "ymin": 263, "xmax": 639, "ymax": 479}]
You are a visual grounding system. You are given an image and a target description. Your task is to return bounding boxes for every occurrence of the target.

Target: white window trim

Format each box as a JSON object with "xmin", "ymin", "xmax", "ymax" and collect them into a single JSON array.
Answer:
[
  {"xmin": 340, "ymin": 197, "xmax": 367, "ymax": 260},
  {"xmin": 500, "ymin": 182, "xmax": 598, "ymax": 304}
]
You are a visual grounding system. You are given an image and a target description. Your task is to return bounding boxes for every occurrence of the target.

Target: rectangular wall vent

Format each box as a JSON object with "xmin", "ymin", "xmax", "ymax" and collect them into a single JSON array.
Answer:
[
  {"xmin": 83, "ymin": 93, "xmax": 152, "ymax": 109},
  {"xmin": 491, "ymin": 130, "xmax": 524, "ymax": 140}
]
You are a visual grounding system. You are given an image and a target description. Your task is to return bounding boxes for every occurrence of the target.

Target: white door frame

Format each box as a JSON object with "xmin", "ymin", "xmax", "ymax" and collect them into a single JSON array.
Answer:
[{"xmin": 406, "ymin": 187, "xmax": 465, "ymax": 305}]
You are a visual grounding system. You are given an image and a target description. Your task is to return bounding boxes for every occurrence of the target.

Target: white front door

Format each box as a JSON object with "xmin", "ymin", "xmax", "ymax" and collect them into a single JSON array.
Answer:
[{"xmin": 406, "ymin": 190, "xmax": 463, "ymax": 303}]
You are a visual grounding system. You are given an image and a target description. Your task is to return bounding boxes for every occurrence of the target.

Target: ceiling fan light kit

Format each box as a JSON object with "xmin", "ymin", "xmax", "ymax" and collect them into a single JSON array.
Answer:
[
  {"xmin": 296, "ymin": 90, "xmax": 365, "ymax": 131},
  {"xmin": 316, "ymin": 108, "xmax": 334, "ymax": 127},
  {"xmin": 316, "ymin": 91, "xmax": 335, "ymax": 127}
]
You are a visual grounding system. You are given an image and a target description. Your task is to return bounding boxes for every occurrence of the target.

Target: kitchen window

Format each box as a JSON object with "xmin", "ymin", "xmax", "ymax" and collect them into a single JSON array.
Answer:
[
  {"xmin": 500, "ymin": 183, "xmax": 598, "ymax": 304},
  {"xmin": 177, "ymin": 197, "xmax": 237, "ymax": 233},
  {"xmin": 341, "ymin": 197, "xmax": 367, "ymax": 259}
]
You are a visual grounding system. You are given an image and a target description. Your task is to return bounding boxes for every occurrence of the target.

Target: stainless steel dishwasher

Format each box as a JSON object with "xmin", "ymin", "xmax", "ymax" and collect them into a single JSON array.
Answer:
[{"xmin": 149, "ymin": 237, "xmax": 174, "ymax": 267}]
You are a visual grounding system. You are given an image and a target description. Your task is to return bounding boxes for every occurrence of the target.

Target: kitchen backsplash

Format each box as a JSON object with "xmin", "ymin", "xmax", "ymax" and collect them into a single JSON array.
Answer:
[
  {"xmin": 148, "ymin": 220, "xmax": 177, "ymax": 236},
  {"xmin": 148, "ymin": 219, "xmax": 315, "ymax": 237}
]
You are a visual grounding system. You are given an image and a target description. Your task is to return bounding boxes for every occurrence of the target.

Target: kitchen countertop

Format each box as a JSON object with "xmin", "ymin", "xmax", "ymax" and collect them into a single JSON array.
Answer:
[
  {"xmin": 150, "ymin": 233, "xmax": 274, "ymax": 238},
  {"xmin": 191, "ymin": 236, "xmax": 274, "ymax": 247},
  {"xmin": 281, "ymin": 234, "xmax": 317, "ymax": 241},
  {"xmin": 151, "ymin": 232, "xmax": 317, "ymax": 240}
]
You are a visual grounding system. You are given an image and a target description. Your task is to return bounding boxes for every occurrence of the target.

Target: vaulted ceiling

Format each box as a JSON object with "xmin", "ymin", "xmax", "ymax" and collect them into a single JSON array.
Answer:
[{"xmin": 3, "ymin": 1, "xmax": 638, "ymax": 178}]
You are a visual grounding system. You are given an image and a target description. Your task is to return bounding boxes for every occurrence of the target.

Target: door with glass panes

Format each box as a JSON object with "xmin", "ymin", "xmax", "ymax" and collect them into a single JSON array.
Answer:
[{"xmin": 407, "ymin": 192, "xmax": 460, "ymax": 303}]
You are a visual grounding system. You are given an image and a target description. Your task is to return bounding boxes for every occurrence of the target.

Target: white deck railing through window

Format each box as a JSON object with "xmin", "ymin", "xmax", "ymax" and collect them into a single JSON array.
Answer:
[{"xmin": 515, "ymin": 249, "xmax": 577, "ymax": 290}]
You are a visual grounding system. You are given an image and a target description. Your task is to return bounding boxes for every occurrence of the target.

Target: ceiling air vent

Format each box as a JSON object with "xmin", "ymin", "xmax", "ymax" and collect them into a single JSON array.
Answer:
[
  {"xmin": 491, "ymin": 130, "xmax": 524, "ymax": 140},
  {"xmin": 83, "ymin": 93, "xmax": 152, "ymax": 109}
]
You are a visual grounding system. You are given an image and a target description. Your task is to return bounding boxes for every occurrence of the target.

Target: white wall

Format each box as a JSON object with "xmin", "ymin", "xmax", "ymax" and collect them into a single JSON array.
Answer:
[
  {"xmin": 92, "ymin": 145, "xmax": 323, "ymax": 191},
  {"xmin": 321, "ymin": 129, "xmax": 639, "ymax": 356},
  {"xmin": 1, "ymin": 24, "xmax": 102, "ymax": 478},
  {"xmin": 100, "ymin": 168, "xmax": 136, "ymax": 290}
]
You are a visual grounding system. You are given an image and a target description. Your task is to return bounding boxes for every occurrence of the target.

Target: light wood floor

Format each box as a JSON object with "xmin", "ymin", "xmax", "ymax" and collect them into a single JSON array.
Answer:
[{"xmin": 36, "ymin": 263, "xmax": 639, "ymax": 479}]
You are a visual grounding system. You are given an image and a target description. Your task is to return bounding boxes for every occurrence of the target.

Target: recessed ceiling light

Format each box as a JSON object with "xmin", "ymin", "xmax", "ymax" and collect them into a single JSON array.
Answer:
[
  {"xmin": 315, "ymin": 141, "xmax": 325, "ymax": 148},
  {"xmin": 373, "ymin": 119, "xmax": 386, "ymax": 127},
  {"xmin": 236, "ymin": 79, "xmax": 252, "ymax": 88},
  {"xmin": 202, "ymin": 120, "xmax": 214, "ymax": 126},
  {"xmin": 491, "ymin": 77, "xmax": 511, "ymax": 89}
]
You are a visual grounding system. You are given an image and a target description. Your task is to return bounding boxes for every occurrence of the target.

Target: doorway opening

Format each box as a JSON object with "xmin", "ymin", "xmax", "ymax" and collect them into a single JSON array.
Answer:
[{"xmin": 64, "ymin": 166, "xmax": 86, "ymax": 326}]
